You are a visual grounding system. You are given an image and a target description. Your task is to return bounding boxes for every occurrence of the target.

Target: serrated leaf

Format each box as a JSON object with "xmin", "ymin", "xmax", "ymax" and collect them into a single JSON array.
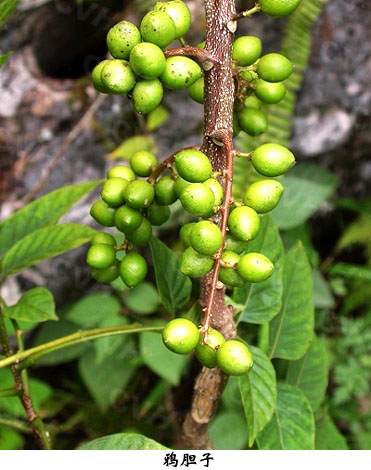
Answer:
[
  {"xmin": 79, "ymin": 433, "xmax": 168, "ymax": 450},
  {"xmin": 269, "ymin": 243, "xmax": 314, "ymax": 360},
  {"xmin": 0, "ymin": 0, "xmax": 18, "ymax": 27},
  {"xmin": 315, "ymin": 412, "xmax": 348, "ymax": 450},
  {"xmin": 209, "ymin": 411, "xmax": 248, "ymax": 450},
  {"xmin": 65, "ymin": 293, "xmax": 121, "ymax": 328},
  {"xmin": 0, "ymin": 51, "xmax": 11, "ymax": 68},
  {"xmin": 286, "ymin": 336, "xmax": 329, "ymax": 411},
  {"xmin": 4, "ymin": 287, "xmax": 57, "ymax": 322},
  {"xmin": 239, "ymin": 345, "xmax": 277, "ymax": 447},
  {"xmin": 150, "ymin": 237, "xmax": 192, "ymax": 313},
  {"xmin": 1, "ymin": 223, "xmax": 96, "ymax": 276},
  {"xmin": 106, "ymin": 135, "xmax": 155, "ymax": 160},
  {"xmin": 0, "ymin": 181, "xmax": 100, "ymax": 260},
  {"xmin": 257, "ymin": 383, "xmax": 315, "ymax": 450}
]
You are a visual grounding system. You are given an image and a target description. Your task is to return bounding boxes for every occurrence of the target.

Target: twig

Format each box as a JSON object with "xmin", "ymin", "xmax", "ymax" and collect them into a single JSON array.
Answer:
[
  {"xmin": 164, "ymin": 46, "xmax": 218, "ymax": 70},
  {"xmin": 232, "ymin": 3, "xmax": 261, "ymax": 21},
  {"xmin": 147, "ymin": 146, "xmax": 199, "ymax": 183}
]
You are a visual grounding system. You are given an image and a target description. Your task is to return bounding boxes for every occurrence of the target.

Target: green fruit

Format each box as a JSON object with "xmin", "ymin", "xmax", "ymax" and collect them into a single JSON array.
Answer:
[
  {"xmin": 91, "ymin": 260, "xmax": 120, "ymax": 283},
  {"xmin": 124, "ymin": 180, "xmax": 155, "ymax": 209},
  {"xmin": 228, "ymin": 206, "xmax": 260, "ymax": 242},
  {"xmin": 252, "ymin": 143, "xmax": 295, "ymax": 176},
  {"xmin": 238, "ymin": 108, "xmax": 268, "ymax": 136},
  {"xmin": 155, "ymin": 175, "xmax": 177, "ymax": 205},
  {"xmin": 190, "ymin": 221, "xmax": 222, "ymax": 256},
  {"xmin": 119, "ymin": 252, "xmax": 148, "ymax": 287},
  {"xmin": 216, "ymin": 340, "xmax": 253, "ymax": 376},
  {"xmin": 243, "ymin": 179, "xmax": 284, "ymax": 214},
  {"xmin": 147, "ymin": 204, "xmax": 171, "ymax": 226},
  {"xmin": 233, "ymin": 112, "xmax": 241, "ymax": 138},
  {"xmin": 260, "ymin": 0, "xmax": 301, "ymax": 17},
  {"xmin": 237, "ymin": 252, "xmax": 274, "ymax": 283},
  {"xmin": 92, "ymin": 60, "xmax": 110, "ymax": 93},
  {"xmin": 90, "ymin": 200, "xmax": 116, "ymax": 227},
  {"xmin": 162, "ymin": 318, "xmax": 199, "ymax": 354},
  {"xmin": 175, "ymin": 149, "xmax": 212, "ymax": 183},
  {"xmin": 132, "ymin": 79, "xmax": 164, "ymax": 115},
  {"xmin": 86, "ymin": 243, "xmax": 116, "ymax": 269},
  {"xmin": 130, "ymin": 151, "xmax": 158, "ymax": 177},
  {"xmin": 180, "ymin": 183, "xmax": 215, "ymax": 216},
  {"xmin": 232, "ymin": 36, "xmax": 262, "ymax": 66},
  {"xmin": 106, "ymin": 21, "xmax": 141, "ymax": 59},
  {"xmin": 244, "ymin": 95, "xmax": 262, "ymax": 109},
  {"xmin": 180, "ymin": 247, "xmax": 214, "ymax": 277},
  {"xmin": 179, "ymin": 223, "xmax": 197, "ymax": 247},
  {"xmin": 204, "ymin": 178, "xmax": 224, "ymax": 206},
  {"xmin": 101, "ymin": 59, "xmax": 136, "ymax": 94},
  {"xmin": 257, "ymin": 53, "xmax": 293, "ymax": 82},
  {"xmin": 114, "ymin": 205, "xmax": 143, "ymax": 233},
  {"xmin": 225, "ymin": 235, "xmax": 249, "ymax": 254},
  {"xmin": 91, "ymin": 232, "xmax": 116, "ymax": 246},
  {"xmin": 107, "ymin": 165, "xmax": 135, "ymax": 181},
  {"xmin": 140, "ymin": 11, "xmax": 176, "ymax": 48},
  {"xmin": 195, "ymin": 328, "xmax": 225, "ymax": 368},
  {"xmin": 125, "ymin": 217, "xmax": 152, "ymax": 246},
  {"xmin": 219, "ymin": 251, "xmax": 245, "ymax": 288},
  {"xmin": 129, "ymin": 42, "xmax": 166, "ymax": 79},
  {"xmin": 254, "ymin": 79, "xmax": 286, "ymax": 104},
  {"xmin": 154, "ymin": 0, "xmax": 191, "ymax": 38},
  {"xmin": 160, "ymin": 56, "xmax": 202, "ymax": 90},
  {"xmin": 188, "ymin": 77, "xmax": 204, "ymax": 104},
  {"xmin": 174, "ymin": 175, "xmax": 191, "ymax": 197},
  {"xmin": 101, "ymin": 177, "xmax": 128, "ymax": 207}
]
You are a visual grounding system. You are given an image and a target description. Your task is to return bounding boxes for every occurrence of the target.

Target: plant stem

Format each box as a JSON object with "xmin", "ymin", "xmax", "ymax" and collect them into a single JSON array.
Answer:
[
  {"xmin": 0, "ymin": 417, "xmax": 32, "ymax": 434},
  {"xmin": 147, "ymin": 146, "xmax": 199, "ymax": 183},
  {"xmin": 165, "ymin": 46, "xmax": 218, "ymax": 69},
  {"xmin": 0, "ymin": 387, "xmax": 21, "ymax": 397},
  {"xmin": 232, "ymin": 3, "xmax": 261, "ymax": 21}
]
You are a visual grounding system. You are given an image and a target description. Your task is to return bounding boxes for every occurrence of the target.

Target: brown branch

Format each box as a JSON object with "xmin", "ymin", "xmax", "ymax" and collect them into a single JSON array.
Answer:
[
  {"xmin": 164, "ymin": 46, "xmax": 218, "ymax": 69},
  {"xmin": 147, "ymin": 146, "xmax": 199, "ymax": 183}
]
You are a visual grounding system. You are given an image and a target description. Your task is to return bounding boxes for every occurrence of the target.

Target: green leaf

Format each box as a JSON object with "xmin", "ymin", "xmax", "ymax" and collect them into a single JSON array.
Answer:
[
  {"xmin": 328, "ymin": 263, "xmax": 371, "ymax": 282},
  {"xmin": 94, "ymin": 315, "xmax": 131, "ymax": 364},
  {"xmin": 257, "ymin": 383, "xmax": 315, "ymax": 450},
  {"xmin": 239, "ymin": 345, "xmax": 277, "ymax": 447},
  {"xmin": 146, "ymin": 105, "xmax": 170, "ymax": 132},
  {"xmin": 106, "ymin": 135, "xmax": 155, "ymax": 160},
  {"xmin": 209, "ymin": 411, "xmax": 248, "ymax": 450},
  {"xmin": 125, "ymin": 282, "xmax": 159, "ymax": 315},
  {"xmin": 150, "ymin": 237, "xmax": 192, "ymax": 313},
  {"xmin": 65, "ymin": 293, "xmax": 121, "ymax": 328},
  {"xmin": 315, "ymin": 412, "xmax": 348, "ymax": 450},
  {"xmin": 272, "ymin": 164, "xmax": 338, "ymax": 230},
  {"xmin": 1, "ymin": 223, "xmax": 96, "ymax": 276},
  {"xmin": 0, "ymin": 0, "xmax": 18, "ymax": 28},
  {"xmin": 0, "ymin": 51, "xmax": 11, "ymax": 68},
  {"xmin": 0, "ymin": 180, "xmax": 100, "ymax": 260},
  {"xmin": 312, "ymin": 270, "xmax": 335, "ymax": 309},
  {"xmin": 286, "ymin": 336, "xmax": 329, "ymax": 411},
  {"xmin": 140, "ymin": 331, "xmax": 188, "ymax": 386},
  {"xmin": 0, "ymin": 426, "xmax": 24, "ymax": 450},
  {"xmin": 4, "ymin": 287, "xmax": 57, "ymax": 322},
  {"xmin": 269, "ymin": 243, "xmax": 314, "ymax": 360},
  {"xmin": 79, "ymin": 433, "xmax": 168, "ymax": 450},
  {"xmin": 336, "ymin": 213, "xmax": 371, "ymax": 254}
]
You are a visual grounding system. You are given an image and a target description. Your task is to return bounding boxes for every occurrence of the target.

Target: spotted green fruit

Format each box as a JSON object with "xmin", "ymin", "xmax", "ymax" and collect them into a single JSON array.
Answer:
[
  {"xmin": 216, "ymin": 340, "xmax": 253, "ymax": 376},
  {"xmin": 101, "ymin": 177, "xmax": 128, "ymax": 207},
  {"xmin": 180, "ymin": 247, "xmax": 214, "ymax": 277},
  {"xmin": 86, "ymin": 243, "xmax": 116, "ymax": 269},
  {"xmin": 188, "ymin": 77, "xmax": 204, "ymax": 104},
  {"xmin": 92, "ymin": 60, "xmax": 110, "ymax": 93},
  {"xmin": 140, "ymin": 11, "xmax": 176, "ymax": 48},
  {"xmin": 244, "ymin": 95, "xmax": 262, "ymax": 109},
  {"xmin": 180, "ymin": 183, "xmax": 215, "ymax": 216},
  {"xmin": 257, "ymin": 53, "xmax": 293, "ymax": 83},
  {"xmin": 91, "ymin": 232, "xmax": 116, "ymax": 246},
  {"xmin": 232, "ymin": 36, "xmax": 262, "ymax": 66},
  {"xmin": 237, "ymin": 252, "xmax": 274, "ymax": 283},
  {"xmin": 219, "ymin": 251, "xmax": 245, "ymax": 288},
  {"xmin": 114, "ymin": 205, "xmax": 143, "ymax": 233},
  {"xmin": 119, "ymin": 252, "xmax": 148, "ymax": 287},
  {"xmin": 90, "ymin": 200, "xmax": 116, "ymax": 227},
  {"xmin": 124, "ymin": 180, "xmax": 155, "ymax": 209},
  {"xmin": 155, "ymin": 175, "xmax": 177, "ymax": 205},
  {"xmin": 106, "ymin": 21, "xmax": 141, "ymax": 60},
  {"xmin": 225, "ymin": 235, "xmax": 248, "ymax": 254},
  {"xmin": 129, "ymin": 42, "xmax": 166, "ymax": 79},
  {"xmin": 252, "ymin": 143, "xmax": 295, "ymax": 176},
  {"xmin": 180, "ymin": 223, "xmax": 197, "ymax": 247},
  {"xmin": 175, "ymin": 149, "xmax": 212, "ymax": 183},
  {"xmin": 130, "ymin": 151, "xmax": 158, "ymax": 177},
  {"xmin": 154, "ymin": 0, "xmax": 191, "ymax": 38},
  {"xmin": 161, "ymin": 56, "xmax": 202, "ymax": 90},
  {"xmin": 147, "ymin": 204, "xmax": 170, "ymax": 226},
  {"xmin": 107, "ymin": 165, "xmax": 135, "ymax": 181},
  {"xmin": 92, "ymin": 260, "xmax": 120, "ymax": 283},
  {"xmin": 255, "ymin": 79, "xmax": 286, "ymax": 104},
  {"xmin": 204, "ymin": 178, "xmax": 224, "ymax": 206},
  {"xmin": 195, "ymin": 329, "xmax": 225, "ymax": 368},
  {"xmin": 190, "ymin": 221, "xmax": 222, "ymax": 256},
  {"xmin": 244, "ymin": 179, "xmax": 284, "ymax": 213},
  {"xmin": 132, "ymin": 79, "xmax": 163, "ymax": 115},
  {"xmin": 228, "ymin": 206, "xmax": 260, "ymax": 242},
  {"xmin": 174, "ymin": 175, "xmax": 191, "ymax": 197},
  {"xmin": 238, "ymin": 108, "xmax": 268, "ymax": 136},
  {"xmin": 162, "ymin": 318, "xmax": 199, "ymax": 355},
  {"xmin": 125, "ymin": 217, "xmax": 152, "ymax": 246},
  {"xmin": 101, "ymin": 59, "xmax": 135, "ymax": 94},
  {"xmin": 260, "ymin": 0, "xmax": 301, "ymax": 17}
]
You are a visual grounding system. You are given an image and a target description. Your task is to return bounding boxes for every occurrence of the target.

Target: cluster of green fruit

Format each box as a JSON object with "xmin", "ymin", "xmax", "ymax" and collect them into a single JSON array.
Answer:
[{"xmin": 162, "ymin": 318, "xmax": 253, "ymax": 376}]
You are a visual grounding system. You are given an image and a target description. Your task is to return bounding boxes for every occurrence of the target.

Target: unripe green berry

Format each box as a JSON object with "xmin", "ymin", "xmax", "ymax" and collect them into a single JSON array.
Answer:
[
  {"xmin": 179, "ymin": 223, "xmax": 197, "ymax": 247},
  {"xmin": 90, "ymin": 200, "xmax": 116, "ymax": 227},
  {"xmin": 228, "ymin": 206, "xmax": 260, "ymax": 242},
  {"xmin": 91, "ymin": 260, "xmax": 120, "ymax": 283},
  {"xmin": 130, "ymin": 151, "xmax": 158, "ymax": 177},
  {"xmin": 174, "ymin": 175, "xmax": 191, "ymax": 197},
  {"xmin": 252, "ymin": 143, "xmax": 295, "ymax": 176},
  {"xmin": 244, "ymin": 95, "xmax": 262, "ymax": 109},
  {"xmin": 125, "ymin": 217, "xmax": 152, "ymax": 246},
  {"xmin": 92, "ymin": 60, "xmax": 110, "ymax": 93},
  {"xmin": 203, "ymin": 178, "xmax": 224, "ymax": 206},
  {"xmin": 114, "ymin": 205, "xmax": 143, "ymax": 233},
  {"xmin": 260, "ymin": 0, "xmax": 301, "ymax": 18},
  {"xmin": 175, "ymin": 149, "xmax": 212, "ymax": 183},
  {"xmin": 188, "ymin": 77, "xmax": 204, "ymax": 104},
  {"xmin": 160, "ymin": 56, "xmax": 202, "ymax": 90},
  {"xmin": 147, "ymin": 204, "xmax": 171, "ymax": 226},
  {"xmin": 219, "ymin": 251, "xmax": 245, "ymax": 288},
  {"xmin": 232, "ymin": 36, "xmax": 262, "ymax": 66},
  {"xmin": 132, "ymin": 79, "xmax": 164, "ymax": 115},
  {"xmin": 162, "ymin": 318, "xmax": 199, "ymax": 355},
  {"xmin": 124, "ymin": 180, "xmax": 155, "ymax": 209},
  {"xmin": 195, "ymin": 329, "xmax": 225, "ymax": 368},
  {"xmin": 180, "ymin": 183, "xmax": 215, "ymax": 216},
  {"xmin": 101, "ymin": 59, "xmax": 136, "ymax": 94},
  {"xmin": 91, "ymin": 232, "xmax": 116, "ymax": 246},
  {"xmin": 106, "ymin": 21, "xmax": 141, "ymax": 60},
  {"xmin": 86, "ymin": 243, "xmax": 116, "ymax": 269},
  {"xmin": 225, "ymin": 235, "xmax": 249, "ymax": 254},
  {"xmin": 190, "ymin": 221, "xmax": 222, "ymax": 256},
  {"xmin": 238, "ymin": 108, "xmax": 268, "ymax": 136},
  {"xmin": 140, "ymin": 11, "xmax": 176, "ymax": 48},
  {"xmin": 257, "ymin": 53, "xmax": 293, "ymax": 83},
  {"xmin": 254, "ymin": 79, "xmax": 286, "ymax": 104},
  {"xmin": 101, "ymin": 177, "xmax": 129, "ymax": 207},
  {"xmin": 107, "ymin": 165, "xmax": 135, "ymax": 181},
  {"xmin": 216, "ymin": 340, "xmax": 253, "ymax": 376},
  {"xmin": 154, "ymin": 1, "xmax": 191, "ymax": 38},
  {"xmin": 119, "ymin": 252, "xmax": 148, "ymax": 287},
  {"xmin": 237, "ymin": 252, "xmax": 274, "ymax": 283},
  {"xmin": 155, "ymin": 175, "xmax": 177, "ymax": 205},
  {"xmin": 180, "ymin": 247, "xmax": 214, "ymax": 277},
  {"xmin": 129, "ymin": 42, "xmax": 166, "ymax": 79},
  {"xmin": 243, "ymin": 179, "xmax": 284, "ymax": 214}
]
